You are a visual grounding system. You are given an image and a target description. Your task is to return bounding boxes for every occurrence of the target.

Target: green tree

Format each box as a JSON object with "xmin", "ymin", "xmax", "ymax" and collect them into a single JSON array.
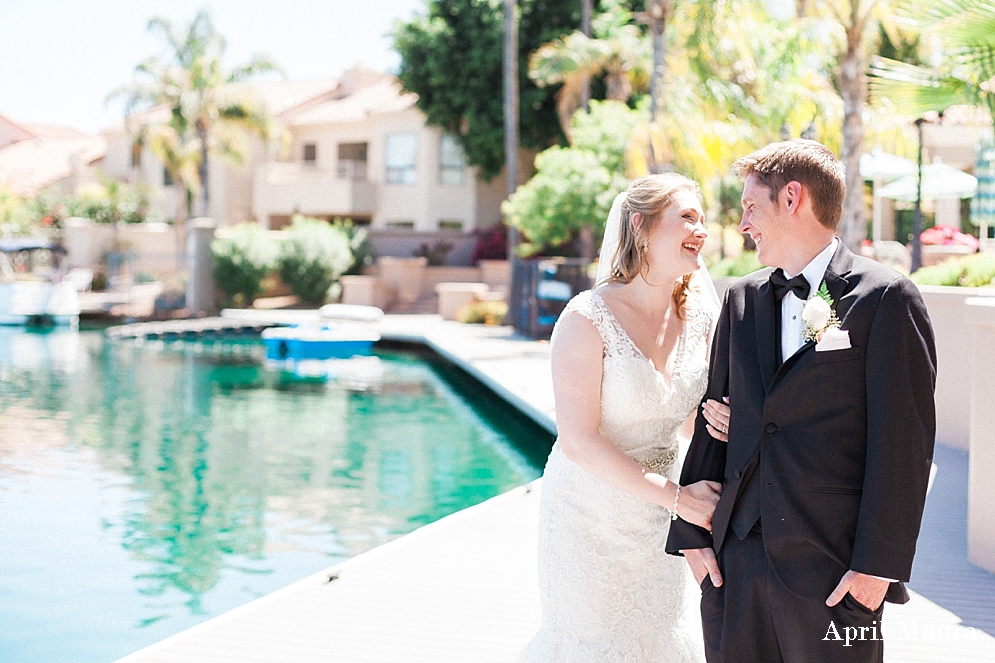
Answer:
[
  {"xmin": 392, "ymin": 0, "xmax": 582, "ymax": 179},
  {"xmin": 0, "ymin": 187, "xmax": 34, "ymax": 236},
  {"xmin": 111, "ymin": 10, "xmax": 278, "ymax": 249},
  {"xmin": 503, "ymin": 100, "xmax": 639, "ymax": 256},
  {"xmin": 529, "ymin": 0, "xmax": 650, "ymax": 142}
]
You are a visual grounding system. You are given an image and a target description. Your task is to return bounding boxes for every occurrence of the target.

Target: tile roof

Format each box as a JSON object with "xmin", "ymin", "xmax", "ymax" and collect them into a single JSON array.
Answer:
[
  {"xmin": 0, "ymin": 113, "xmax": 38, "ymax": 149},
  {"xmin": 287, "ymin": 78, "xmax": 418, "ymax": 126},
  {"xmin": 237, "ymin": 78, "xmax": 341, "ymax": 116},
  {"xmin": 0, "ymin": 124, "xmax": 106, "ymax": 196}
]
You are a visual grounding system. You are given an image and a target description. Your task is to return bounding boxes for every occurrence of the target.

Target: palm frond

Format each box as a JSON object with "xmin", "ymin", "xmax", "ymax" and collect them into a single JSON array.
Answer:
[
  {"xmin": 949, "ymin": 44, "xmax": 995, "ymax": 85},
  {"xmin": 936, "ymin": 15, "xmax": 995, "ymax": 48},
  {"xmin": 896, "ymin": 0, "xmax": 995, "ymax": 25},
  {"xmin": 227, "ymin": 55, "xmax": 283, "ymax": 84},
  {"xmin": 869, "ymin": 56, "xmax": 973, "ymax": 114}
]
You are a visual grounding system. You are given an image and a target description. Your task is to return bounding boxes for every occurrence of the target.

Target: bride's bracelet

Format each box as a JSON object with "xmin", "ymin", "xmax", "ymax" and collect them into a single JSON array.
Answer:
[{"xmin": 671, "ymin": 485, "xmax": 681, "ymax": 521}]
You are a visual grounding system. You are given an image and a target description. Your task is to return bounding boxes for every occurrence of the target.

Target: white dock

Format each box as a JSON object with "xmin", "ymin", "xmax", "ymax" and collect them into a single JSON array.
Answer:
[
  {"xmin": 117, "ymin": 482, "xmax": 544, "ymax": 663},
  {"xmin": 115, "ymin": 314, "xmax": 995, "ymax": 663}
]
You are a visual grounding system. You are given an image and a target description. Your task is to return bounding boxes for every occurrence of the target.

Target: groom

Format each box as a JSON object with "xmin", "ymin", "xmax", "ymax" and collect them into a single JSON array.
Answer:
[{"xmin": 667, "ymin": 139, "xmax": 937, "ymax": 663}]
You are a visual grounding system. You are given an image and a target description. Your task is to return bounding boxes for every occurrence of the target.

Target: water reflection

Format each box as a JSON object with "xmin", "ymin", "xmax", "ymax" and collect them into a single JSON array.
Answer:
[{"xmin": 0, "ymin": 329, "xmax": 550, "ymax": 663}]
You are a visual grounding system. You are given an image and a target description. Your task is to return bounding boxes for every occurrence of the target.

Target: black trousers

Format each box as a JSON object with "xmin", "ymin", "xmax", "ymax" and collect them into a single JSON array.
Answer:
[{"xmin": 699, "ymin": 529, "xmax": 884, "ymax": 663}]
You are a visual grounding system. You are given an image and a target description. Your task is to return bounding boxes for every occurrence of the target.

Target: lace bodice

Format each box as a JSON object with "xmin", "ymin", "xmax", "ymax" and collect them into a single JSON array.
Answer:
[
  {"xmin": 520, "ymin": 290, "xmax": 713, "ymax": 663},
  {"xmin": 559, "ymin": 289, "xmax": 711, "ymax": 467}
]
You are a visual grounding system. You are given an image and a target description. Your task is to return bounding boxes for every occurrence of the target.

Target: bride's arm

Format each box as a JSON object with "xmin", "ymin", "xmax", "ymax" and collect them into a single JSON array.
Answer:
[{"xmin": 551, "ymin": 311, "xmax": 719, "ymax": 529}]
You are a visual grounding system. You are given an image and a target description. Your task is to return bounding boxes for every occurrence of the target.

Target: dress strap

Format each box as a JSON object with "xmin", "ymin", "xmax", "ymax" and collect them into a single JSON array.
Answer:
[{"xmin": 556, "ymin": 291, "xmax": 636, "ymax": 359}]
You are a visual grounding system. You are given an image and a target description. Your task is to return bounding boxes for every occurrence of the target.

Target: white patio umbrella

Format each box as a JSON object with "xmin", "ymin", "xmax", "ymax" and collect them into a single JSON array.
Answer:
[
  {"xmin": 859, "ymin": 147, "xmax": 918, "ymax": 181},
  {"xmin": 876, "ymin": 160, "xmax": 978, "ymax": 202},
  {"xmin": 860, "ymin": 148, "xmax": 919, "ymax": 242}
]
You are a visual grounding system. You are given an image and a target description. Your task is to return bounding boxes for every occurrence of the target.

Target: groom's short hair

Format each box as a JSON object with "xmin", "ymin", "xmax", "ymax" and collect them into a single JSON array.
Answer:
[{"xmin": 734, "ymin": 139, "xmax": 846, "ymax": 231}]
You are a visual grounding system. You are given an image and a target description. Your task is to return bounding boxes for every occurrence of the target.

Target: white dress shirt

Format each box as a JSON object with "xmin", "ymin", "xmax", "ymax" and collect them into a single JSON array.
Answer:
[{"xmin": 780, "ymin": 238, "xmax": 838, "ymax": 361}]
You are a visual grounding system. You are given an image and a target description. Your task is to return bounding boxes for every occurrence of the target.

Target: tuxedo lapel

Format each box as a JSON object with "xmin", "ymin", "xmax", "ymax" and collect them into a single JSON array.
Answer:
[
  {"xmin": 768, "ymin": 241, "xmax": 853, "ymax": 393},
  {"xmin": 823, "ymin": 242, "xmax": 854, "ymax": 317},
  {"xmin": 753, "ymin": 277, "xmax": 779, "ymax": 391}
]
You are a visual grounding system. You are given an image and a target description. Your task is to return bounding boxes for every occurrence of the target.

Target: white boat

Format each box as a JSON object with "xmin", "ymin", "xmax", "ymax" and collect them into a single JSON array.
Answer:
[
  {"xmin": 0, "ymin": 238, "xmax": 81, "ymax": 327},
  {"xmin": 261, "ymin": 304, "xmax": 384, "ymax": 361}
]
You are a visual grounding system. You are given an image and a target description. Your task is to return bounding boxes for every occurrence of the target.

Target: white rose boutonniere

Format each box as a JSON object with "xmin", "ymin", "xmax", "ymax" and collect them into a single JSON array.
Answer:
[{"xmin": 802, "ymin": 282, "xmax": 841, "ymax": 343}]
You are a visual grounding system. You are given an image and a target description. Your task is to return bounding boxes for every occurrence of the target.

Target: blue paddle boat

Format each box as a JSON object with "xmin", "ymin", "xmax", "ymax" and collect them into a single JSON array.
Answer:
[{"xmin": 261, "ymin": 304, "xmax": 384, "ymax": 361}]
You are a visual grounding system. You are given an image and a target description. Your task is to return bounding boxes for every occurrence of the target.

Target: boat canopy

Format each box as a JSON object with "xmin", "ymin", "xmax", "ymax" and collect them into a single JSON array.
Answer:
[{"xmin": 0, "ymin": 238, "xmax": 65, "ymax": 253}]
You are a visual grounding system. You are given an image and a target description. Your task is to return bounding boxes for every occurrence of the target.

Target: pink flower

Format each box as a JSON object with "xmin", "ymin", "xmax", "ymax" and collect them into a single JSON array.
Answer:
[{"xmin": 920, "ymin": 225, "xmax": 979, "ymax": 250}]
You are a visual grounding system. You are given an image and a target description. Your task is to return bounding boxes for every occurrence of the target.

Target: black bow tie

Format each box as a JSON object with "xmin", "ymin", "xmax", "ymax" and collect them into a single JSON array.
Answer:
[{"xmin": 770, "ymin": 269, "xmax": 811, "ymax": 301}]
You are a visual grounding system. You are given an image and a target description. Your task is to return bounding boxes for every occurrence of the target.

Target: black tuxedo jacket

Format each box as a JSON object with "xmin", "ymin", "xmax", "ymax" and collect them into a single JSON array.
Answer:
[{"xmin": 666, "ymin": 243, "xmax": 937, "ymax": 603}]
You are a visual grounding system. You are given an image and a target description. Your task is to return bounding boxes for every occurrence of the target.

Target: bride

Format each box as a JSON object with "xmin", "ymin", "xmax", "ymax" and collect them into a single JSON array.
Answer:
[{"xmin": 520, "ymin": 173, "xmax": 731, "ymax": 662}]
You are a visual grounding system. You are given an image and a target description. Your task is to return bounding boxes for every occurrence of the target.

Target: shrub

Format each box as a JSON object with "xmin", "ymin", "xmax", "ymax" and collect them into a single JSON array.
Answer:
[
  {"xmin": 68, "ymin": 180, "xmax": 151, "ymax": 224},
  {"xmin": 709, "ymin": 251, "xmax": 763, "ymax": 278},
  {"xmin": 456, "ymin": 299, "xmax": 508, "ymax": 325},
  {"xmin": 211, "ymin": 224, "xmax": 278, "ymax": 307},
  {"xmin": 332, "ymin": 218, "xmax": 376, "ymax": 275},
  {"xmin": 959, "ymin": 253, "xmax": 995, "ymax": 287},
  {"xmin": 413, "ymin": 240, "xmax": 454, "ymax": 266},
  {"xmin": 912, "ymin": 252, "xmax": 995, "ymax": 287},
  {"xmin": 471, "ymin": 223, "xmax": 508, "ymax": 263},
  {"xmin": 277, "ymin": 215, "xmax": 354, "ymax": 305}
]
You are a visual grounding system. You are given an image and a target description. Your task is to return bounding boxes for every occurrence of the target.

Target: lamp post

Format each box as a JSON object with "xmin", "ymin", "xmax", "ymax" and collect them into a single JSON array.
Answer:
[
  {"xmin": 504, "ymin": 0, "xmax": 523, "ymax": 330},
  {"xmin": 580, "ymin": 0, "xmax": 592, "ymax": 113},
  {"xmin": 911, "ymin": 117, "xmax": 925, "ymax": 273}
]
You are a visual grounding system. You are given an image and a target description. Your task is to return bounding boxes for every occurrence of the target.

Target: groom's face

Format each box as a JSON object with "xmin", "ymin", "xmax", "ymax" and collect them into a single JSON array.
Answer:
[{"xmin": 739, "ymin": 174, "xmax": 792, "ymax": 270}]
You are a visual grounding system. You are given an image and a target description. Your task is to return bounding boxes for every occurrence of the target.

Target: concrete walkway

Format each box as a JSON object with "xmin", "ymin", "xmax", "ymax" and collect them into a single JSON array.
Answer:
[{"xmin": 117, "ymin": 315, "xmax": 995, "ymax": 663}]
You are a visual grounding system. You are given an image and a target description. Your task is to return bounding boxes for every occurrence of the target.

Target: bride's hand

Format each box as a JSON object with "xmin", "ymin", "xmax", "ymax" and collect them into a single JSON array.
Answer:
[
  {"xmin": 677, "ymin": 480, "xmax": 721, "ymax": 531},
  {"xmin": 703, "ymin": 397, "xmax": 730, "ymax": 442}
]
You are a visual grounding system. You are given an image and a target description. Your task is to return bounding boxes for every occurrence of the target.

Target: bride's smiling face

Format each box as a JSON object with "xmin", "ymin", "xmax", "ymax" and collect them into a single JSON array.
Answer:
[{"xmin": 639, "ymin": 189, "xmax": 707, "ymax": 278}]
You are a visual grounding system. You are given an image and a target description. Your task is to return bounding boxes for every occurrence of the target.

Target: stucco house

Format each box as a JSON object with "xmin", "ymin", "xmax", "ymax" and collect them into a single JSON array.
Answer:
[
  {"xmin": 100, "ymin": 66, "xmax": 522, "ymax": 262},
  {"xmin": 0, "ymin": 114, "xmax": 105, "ymax": 197}
]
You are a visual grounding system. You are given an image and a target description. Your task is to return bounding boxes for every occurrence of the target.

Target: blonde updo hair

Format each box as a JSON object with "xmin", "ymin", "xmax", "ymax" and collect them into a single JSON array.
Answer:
[{"xmin": 600, "ymin": 173, "xmax": 703, "ymax": 319}]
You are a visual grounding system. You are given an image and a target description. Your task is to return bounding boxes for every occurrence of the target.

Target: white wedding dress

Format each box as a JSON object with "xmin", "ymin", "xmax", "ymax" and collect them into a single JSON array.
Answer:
[{"xmin": 520, "ymin": 290, "xmax": 712, "ymax": 663}]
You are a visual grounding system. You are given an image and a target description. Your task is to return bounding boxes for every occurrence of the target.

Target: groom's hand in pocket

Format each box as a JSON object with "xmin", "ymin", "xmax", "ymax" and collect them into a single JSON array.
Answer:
[
  {"xmin": 826, "ymin": 570, "xmax": 888, "ymax": 611},
  {"xmin": 684, "ymin": 547, "xmax": 723, "ymax": 588}
]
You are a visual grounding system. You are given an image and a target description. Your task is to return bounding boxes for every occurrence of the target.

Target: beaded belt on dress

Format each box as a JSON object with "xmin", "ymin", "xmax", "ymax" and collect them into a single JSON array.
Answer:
[{"xmin": 638, "ymin": 447, "xmax": 678, "ymax": 473}]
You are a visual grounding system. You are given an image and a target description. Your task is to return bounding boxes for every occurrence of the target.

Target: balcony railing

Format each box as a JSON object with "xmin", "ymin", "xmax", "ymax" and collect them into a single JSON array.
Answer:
[{"xmin": 254, "ymin": 163, "xmax": 377, "ymax": 217}]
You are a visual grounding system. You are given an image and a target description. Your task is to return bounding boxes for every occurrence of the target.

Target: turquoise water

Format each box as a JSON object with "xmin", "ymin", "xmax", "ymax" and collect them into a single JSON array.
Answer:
[{"xmin": 0, "ymin": 328, "xmax": 552, "ymax": 663}]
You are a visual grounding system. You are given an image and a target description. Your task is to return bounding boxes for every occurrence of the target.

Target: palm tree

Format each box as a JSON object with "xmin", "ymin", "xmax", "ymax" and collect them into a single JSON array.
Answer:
[
  {"xmin": 870, "ymin": 1, "xmax": 995, "ymax": 124},
  {"xmin": 641, "ymin": 0, "xmax": 840, "ymax": 253},
  {"xmin": 135, "ymin": 120, "xmax": 201, "ymax": 266},
  {"xmin": 528, "ymin": 0, "xmax": 650, "ymax": 143},
  {"xmin": 110, "ymin": 10, "xmax": 279, "ymax": 258},
  {"xmin": 801, "ymin": 1, "xmax": 900, "ymax": 251},
  {"xmin": 636, "ymin": 0, "xmax": 675, "ymax": 126}
]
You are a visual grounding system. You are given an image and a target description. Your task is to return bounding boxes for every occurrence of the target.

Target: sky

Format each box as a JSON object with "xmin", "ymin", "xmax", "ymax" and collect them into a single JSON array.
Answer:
[{"xmin": 0, "ymin": 0, "xmax": 425, "ymax": 134}]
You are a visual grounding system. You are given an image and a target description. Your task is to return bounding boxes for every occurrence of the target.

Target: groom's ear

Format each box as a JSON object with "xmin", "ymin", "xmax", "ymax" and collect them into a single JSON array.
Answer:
[{"xmin": 782, "ymin": 181, "xmax": 804, "ymax": 215}]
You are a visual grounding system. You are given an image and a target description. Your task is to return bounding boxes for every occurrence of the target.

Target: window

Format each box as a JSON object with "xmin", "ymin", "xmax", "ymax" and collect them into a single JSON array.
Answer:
[
  {"xmin": 438, "ymin": 220, "xmax": 464, "ymax": 231},
  {"xmin": 131, "ymin": 142, "xmax": 142, "ymax": 168},
  {"xmin": 385, "ymin": 220, "xmax": 415, "ymax": 230},
  {"xmin": 439, "ymin": 134, "xmax": 465, "ymax": 185},
  {"xmin": 385, "ymin": 133, "xmax": 417, "ymax": 184},
  {"xmin": 303, "ymin": 143, "xmax": 317, "ymax": 164},
  {"xmin": 337, "ymin": 142, "xmax": 368, "ymax": 180},
  {"xmin": 163, "ymin": 167, "xmax": 173, "ymax": 186}
]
